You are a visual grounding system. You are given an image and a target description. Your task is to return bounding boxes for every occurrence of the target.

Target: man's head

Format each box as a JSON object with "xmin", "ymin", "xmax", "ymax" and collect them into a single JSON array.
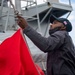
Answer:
[{"xmin": 49, "ymin": 15, "xmax": 72, "ymax": 34}]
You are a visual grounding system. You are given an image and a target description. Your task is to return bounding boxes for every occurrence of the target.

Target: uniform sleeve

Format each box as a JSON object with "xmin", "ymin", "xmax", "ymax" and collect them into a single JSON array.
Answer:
[{"xmin": 23, "ymin": 26, "xmax": 66, "ymax": 52}]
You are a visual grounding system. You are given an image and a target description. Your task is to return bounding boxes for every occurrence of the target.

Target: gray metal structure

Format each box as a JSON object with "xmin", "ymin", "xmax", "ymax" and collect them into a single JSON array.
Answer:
[{"xmin": 0, "ymin": 0, "xmax": 73, "ymax": 70}]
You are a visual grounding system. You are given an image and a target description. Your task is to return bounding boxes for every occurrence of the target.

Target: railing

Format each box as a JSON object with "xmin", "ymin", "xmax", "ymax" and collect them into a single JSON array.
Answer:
[
  {"xmin": 0, "ymin": 0, "xmax": 72, "ymax": 32},
  {"xmin": 34, "ymin": 0, "xmax": 72, "ymax": 6},
  {"xmin": 59, "ymin": 0, "xmax": 71, "ymax": 5},
  {"xmin": 0, "ymin": 0, "xmax": 72, "ymax": 8}
]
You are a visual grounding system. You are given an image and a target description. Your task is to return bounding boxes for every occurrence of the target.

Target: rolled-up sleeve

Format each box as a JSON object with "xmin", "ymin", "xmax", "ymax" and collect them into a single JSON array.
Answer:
[{"xmin": 23, "ymin": 26, "xmax": 66, "ymax": 52}]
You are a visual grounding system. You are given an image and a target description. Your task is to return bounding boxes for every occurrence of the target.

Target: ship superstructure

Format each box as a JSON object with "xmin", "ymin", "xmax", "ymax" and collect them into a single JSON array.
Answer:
[{"xmin": 0, "ymin": 0, "xmax": 73, "ymax": 70}]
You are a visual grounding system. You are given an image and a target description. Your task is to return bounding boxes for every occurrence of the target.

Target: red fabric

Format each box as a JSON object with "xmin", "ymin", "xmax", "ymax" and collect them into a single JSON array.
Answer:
[{"xmin": 0, "ymin": 29, "xmax": 44, "ymax": 75}]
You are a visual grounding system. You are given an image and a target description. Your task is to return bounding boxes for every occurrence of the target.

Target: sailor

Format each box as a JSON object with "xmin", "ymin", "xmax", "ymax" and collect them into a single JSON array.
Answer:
[{"xmin": 17, "ymin": 15, "xmax": 75, "ymax": 75}]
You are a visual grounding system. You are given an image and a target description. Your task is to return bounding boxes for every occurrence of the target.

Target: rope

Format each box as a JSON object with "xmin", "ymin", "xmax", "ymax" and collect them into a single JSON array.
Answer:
[
  {"xmin": 9, "ymin": 0, "xmax": 19, "ymax": 15},
  {"xmin": 8, "ymin": 0, "xmax": 20, "ymax": 29}
]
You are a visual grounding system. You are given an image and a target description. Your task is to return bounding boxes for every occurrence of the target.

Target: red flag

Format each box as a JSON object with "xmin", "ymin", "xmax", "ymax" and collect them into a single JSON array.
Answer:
[{"xmin": 0, "ymin": 29, "xmax": 44, "ymax": 75}]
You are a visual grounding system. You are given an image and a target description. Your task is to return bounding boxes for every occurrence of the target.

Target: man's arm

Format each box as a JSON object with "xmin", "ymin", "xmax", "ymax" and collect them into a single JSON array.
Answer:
[
  {"xmin": 23, "ymin": 25, "xmax": 66, "ymax": 52},
  {"xmin": 17, "ymin": 15, "xmax": 66, "ymax": 52}
]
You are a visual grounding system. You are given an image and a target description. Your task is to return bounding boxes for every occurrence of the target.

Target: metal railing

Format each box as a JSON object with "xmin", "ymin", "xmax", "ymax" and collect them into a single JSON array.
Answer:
[
  {"xmin": 43, "ymin": 0, "xmax": 72, "ymax": 6},
  {"xmin": 0, "ymin": 0, "xmax": 72, "ymax": 32},
  {"xmin": 59, "ymin": 0, "xmax": 71, "ymax": 5}
]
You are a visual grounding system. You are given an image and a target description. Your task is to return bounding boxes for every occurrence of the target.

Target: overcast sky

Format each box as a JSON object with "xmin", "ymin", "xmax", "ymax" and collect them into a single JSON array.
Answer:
[{"xmin": 12, "ymin": 0, "xmax": 75, "ymax": 45}]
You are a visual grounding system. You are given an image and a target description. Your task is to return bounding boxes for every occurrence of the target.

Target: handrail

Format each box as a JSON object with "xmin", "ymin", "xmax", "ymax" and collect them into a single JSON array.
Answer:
[
  {"xmin": 45, "ymin": 0, "xmax": 72, "ymax": 6},
  {"xmin": 59, "ymin": 0, "xmax": 72, "ymax": 6}
]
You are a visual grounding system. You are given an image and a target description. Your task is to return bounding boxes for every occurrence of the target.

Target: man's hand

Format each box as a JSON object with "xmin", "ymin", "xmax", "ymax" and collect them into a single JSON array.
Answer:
[{"xmin": 17, "ymin": 15, "xmax": 28, "ymax": 29}]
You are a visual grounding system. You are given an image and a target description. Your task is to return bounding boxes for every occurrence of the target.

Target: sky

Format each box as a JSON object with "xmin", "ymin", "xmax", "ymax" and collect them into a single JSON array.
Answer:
[{"xmin": 12, "ymin": 0, "xmax": 75, "ymax": 45}]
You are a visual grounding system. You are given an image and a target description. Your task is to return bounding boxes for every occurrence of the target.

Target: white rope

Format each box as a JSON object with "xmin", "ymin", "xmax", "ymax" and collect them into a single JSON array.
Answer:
[
  {"xmin": 8, "ymin": 0, "xmax": 20, "ymax": 29},
  {"xmin": 9, "ymin": 0, "xmax": 19, "ymax": 15}
]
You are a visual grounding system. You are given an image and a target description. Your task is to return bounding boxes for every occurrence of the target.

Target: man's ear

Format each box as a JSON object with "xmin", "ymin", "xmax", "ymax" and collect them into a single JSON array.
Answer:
[{"xmin": 60, "ymin": 26, "xmax": 66, "ymax": 30}]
